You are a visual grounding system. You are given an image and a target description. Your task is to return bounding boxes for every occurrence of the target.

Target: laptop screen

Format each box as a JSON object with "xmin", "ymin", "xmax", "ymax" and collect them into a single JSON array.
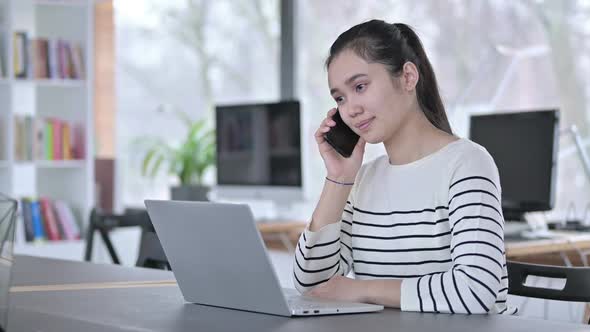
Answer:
[{"xmin": 0, "ymin": 194, "xmax": 17, "ymax": 332}]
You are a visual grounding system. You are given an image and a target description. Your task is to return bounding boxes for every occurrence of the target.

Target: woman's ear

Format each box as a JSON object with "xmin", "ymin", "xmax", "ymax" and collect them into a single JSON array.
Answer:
[{"xmin": 402, "ymin": 62, "xmax": 419, "ymax": 92}]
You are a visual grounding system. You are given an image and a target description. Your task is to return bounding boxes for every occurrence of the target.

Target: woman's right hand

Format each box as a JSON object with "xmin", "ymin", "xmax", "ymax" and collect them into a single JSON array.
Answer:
[{"xmin": 315, "ymin": 108, "xmax": 366, "ymax": 183}]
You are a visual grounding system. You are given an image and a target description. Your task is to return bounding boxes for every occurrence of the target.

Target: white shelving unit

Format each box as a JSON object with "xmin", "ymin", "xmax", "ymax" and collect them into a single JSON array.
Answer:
[{"xmin": 0, "ymin": 0, "xmax": 94, "ymax": 260}]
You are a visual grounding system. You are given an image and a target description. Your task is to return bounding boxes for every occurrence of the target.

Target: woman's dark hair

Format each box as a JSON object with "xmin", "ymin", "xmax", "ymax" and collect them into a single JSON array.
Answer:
[{"xmin": 325, "ymin": 20, "xmax": 452, "ymax": 134}]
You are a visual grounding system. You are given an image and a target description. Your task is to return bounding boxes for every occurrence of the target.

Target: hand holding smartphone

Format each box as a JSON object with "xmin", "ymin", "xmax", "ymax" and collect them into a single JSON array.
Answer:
[{"xmin": 323, "ymin": 108, "xmax": 360, "ymax": 158}]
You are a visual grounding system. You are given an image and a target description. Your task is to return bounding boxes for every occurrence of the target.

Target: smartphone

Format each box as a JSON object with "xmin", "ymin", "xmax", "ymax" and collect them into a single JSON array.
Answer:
[{"xmin": 323, "ymin": 109, "xmax": 360, "ymax": 158}]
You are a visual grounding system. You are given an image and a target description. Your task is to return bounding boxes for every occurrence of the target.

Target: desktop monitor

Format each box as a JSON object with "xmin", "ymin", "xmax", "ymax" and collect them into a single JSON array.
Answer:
[
  {"xmin": 214, "ymin": 100, "xmax": 302, "ymax": 203},
  {"xmin": 469, "ymin": 109, "xmax": 559, "ymax": 221}
]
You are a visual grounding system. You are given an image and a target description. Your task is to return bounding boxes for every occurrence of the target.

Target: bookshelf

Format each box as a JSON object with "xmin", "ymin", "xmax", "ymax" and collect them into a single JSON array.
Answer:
[{"xmin": 0, "ymin": 0, "xmax": 94, "ymax": 261}]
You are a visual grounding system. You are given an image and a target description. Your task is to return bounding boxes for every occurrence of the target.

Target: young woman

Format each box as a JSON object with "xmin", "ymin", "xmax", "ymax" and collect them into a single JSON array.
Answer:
[{"xmin": 293, "ymin": 20, "xmax": 516, "ymax": 315}]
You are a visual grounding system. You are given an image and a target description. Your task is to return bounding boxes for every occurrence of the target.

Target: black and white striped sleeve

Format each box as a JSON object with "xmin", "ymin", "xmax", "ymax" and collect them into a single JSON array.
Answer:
[
  {"xmin": 293, "ymin": 200, "xmax": 354, "ymax": 293},
  {"xmin": 401, "ymin": 148, "xmax": 505, "ymax": 314}
]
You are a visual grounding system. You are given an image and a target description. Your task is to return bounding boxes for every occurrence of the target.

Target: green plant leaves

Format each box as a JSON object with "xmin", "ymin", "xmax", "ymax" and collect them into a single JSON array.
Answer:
[{"xmin": 139, "ymin": 113, "xmax": 216, "ymax": 186}]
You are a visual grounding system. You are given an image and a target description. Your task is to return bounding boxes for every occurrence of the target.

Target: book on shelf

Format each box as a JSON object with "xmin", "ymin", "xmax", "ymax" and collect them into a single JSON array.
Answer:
[
  {"xmin": 0, "ymin": 12, "xmax": 5, "ymax": 77},
  {"xmin": 0, "ymin": 33, "xmax": 5, "ymax": 79},
  {"xmin": 13, "ymin": 31, "xmax": 28, "ymax": 78},
  {"xmin": 13, "ymin": 115, "xmax": 34, "ymax": 161},
  {"xmin": 19, "ymin": 197, "xmax": 81, "ymax": 243},
  {"xmin": 13, "ymin": 31, "xmax": 85, "ymax": 81},
  {"xmin": 19, "ymin": 198, "xmax": 34, "ymax": 242},
  {"xmin": 13, "ymin": 115, "xmax": 85, "ymax": 161}
]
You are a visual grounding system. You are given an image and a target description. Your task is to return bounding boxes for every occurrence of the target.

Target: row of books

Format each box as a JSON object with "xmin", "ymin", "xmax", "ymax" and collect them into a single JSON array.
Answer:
[
  {"xmin": 13, "ymin": 31, "xmax": 85, "ymax": 80},
  {"xmin": 20, "ymin": 197, "xmax": 81, "ymax": 242},
  {"xmin": 14, "ymin": 115, "xmax": 85, "ymax": 161}
]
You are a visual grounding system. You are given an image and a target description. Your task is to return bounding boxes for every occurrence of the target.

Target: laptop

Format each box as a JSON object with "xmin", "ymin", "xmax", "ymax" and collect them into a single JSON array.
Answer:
[{"xmin": 144, "ymin": 200, "xmax": 384, "ymax": 317}]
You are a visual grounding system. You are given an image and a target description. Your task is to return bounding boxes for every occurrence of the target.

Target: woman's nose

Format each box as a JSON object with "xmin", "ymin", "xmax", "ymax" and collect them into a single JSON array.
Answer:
[{"xmin": 346, "ymin": 105, "xmax": 364, "ymax": 118}]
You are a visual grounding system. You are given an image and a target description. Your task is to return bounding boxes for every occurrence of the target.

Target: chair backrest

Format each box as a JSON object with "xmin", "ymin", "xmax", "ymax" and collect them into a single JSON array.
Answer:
[
  {"xmin": 507, "ymin": 260, "xmax": 590, "ymax": 302},
  {"xmin": 90, "ymin": 207, "xmax": 153, "ymax": 230},
  {"xmin": 85, "ymin": 207, "xmax": 158, "ymax": 264},
  {"xmin": 135, "ymin": 230, "xmax": 170, "ymax": 270}
]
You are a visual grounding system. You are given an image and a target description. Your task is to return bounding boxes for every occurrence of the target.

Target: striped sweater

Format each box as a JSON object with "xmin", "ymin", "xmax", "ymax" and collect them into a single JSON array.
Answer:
[{"xmin": 294, "ymin": 138, "xmax": 517, "ymax": 315}]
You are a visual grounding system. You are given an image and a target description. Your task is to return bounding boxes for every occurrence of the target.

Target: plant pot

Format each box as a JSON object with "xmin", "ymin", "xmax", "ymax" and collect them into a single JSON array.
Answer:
[{"xmin": 170, "ymin": 185, "xmax": 210, "ymax": 201}]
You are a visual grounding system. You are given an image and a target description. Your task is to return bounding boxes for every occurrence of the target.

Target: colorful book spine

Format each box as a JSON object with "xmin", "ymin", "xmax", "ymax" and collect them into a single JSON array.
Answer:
[
  {"xmin": 51, "ymin": 201, "xmax": 67, "ymax": 240},
  {"xmin": 52, "ymin": 119, "xmax": 63, "ymax": 160},
  {"xmin": 73, "ymin": 123, "xmax": 85, "ymax": 159},
  {"xmin": 54, "ymin": 200, "xmax": 80, "ymax": 240},
  {"xmin": 39, "ymin": 198, "xmax": 61, "ymax": 241},
  {"xmin": 58, "ymin": 39, "xmax": 68, "ymax": 79},
  {"xmin": 63, "ymin": 123, "xmax": 72, "ymax": 160},
  {"xmin": 13, "ymin": 31, "xmax": 28, "ymax": 78},
  {"xmin": 44, "ymin": 120, "xmax": 53, "ymax": 160},
  {"xmin": 34, "ymin": 117, "xmax": 45, "ymax": 160},
  {"xmin": 71, "ymin": 43, "xmax": 85, "ymax": 79},
  {"xmin": 24, "ymin": 116, "xmax": 33, "ymax": 161},
  {"xmin": 20, "ymin": 198, "xmax": 34, "ymax": 242},
  {"xmin": 13, "ymin": 116, "xmax": 23, "ymax": 161},
  {"xmin": 48, "ymin": 39, "xmax": 59, "ymax": 79},
  {"xmin": 29, "ymin": 200, "xmax": 46, "ymax": 241}
]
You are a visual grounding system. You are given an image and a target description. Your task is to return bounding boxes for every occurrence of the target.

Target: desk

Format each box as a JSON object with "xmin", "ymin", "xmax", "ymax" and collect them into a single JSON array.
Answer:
[
  {"xmin": 505, "ymin": 232, "xmax": 590, "ymax": 258},
  {"xmin": 257, "ymin": 221, "xmax": 306, "ymax": 251},
  {"xmin": 8, "ymin": 255, "xmax": 590, "ymax": 332},
  {"xmin": 263, "ymin": 222, "xmax": 590, "ymax": 259},
  {"xmin": 12, "ymin": 255, "xmax": 173, "ymax": 287}
]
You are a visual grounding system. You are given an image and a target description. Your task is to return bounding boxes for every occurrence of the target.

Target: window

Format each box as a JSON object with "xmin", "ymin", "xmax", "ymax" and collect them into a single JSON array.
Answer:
[
  {"xmin": 297, "ymin": 0, "xmax": 590, "ymax": 227},
  {"xmin": 115, "ymin": 0, "xmax": 280, "ymax": 206}
]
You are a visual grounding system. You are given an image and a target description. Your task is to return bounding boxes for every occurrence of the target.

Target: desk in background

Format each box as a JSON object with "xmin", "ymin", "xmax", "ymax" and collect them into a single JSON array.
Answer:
[
  {"xmin": 505, "ymin": 232, "xmax": 590, "ymax": 259},
  {"xmin": 261, "ymin": 221, "xmax": 590, "ymax": 263}
]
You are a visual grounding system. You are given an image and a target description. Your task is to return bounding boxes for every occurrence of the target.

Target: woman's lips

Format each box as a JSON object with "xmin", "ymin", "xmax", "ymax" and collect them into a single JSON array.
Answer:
[{"xmin": 356, "ymin": 117, "xmax": 375, "ymax": 131}]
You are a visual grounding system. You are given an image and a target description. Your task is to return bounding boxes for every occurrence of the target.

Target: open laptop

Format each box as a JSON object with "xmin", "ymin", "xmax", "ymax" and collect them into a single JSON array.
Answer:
[{"xmin": 144, "ymin": 200, "xmax": 383, "ymax": 317}]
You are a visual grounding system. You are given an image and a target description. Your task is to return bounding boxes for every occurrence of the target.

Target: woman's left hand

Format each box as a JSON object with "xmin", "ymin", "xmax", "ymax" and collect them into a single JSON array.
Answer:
[{"xmin": 305, "ymin": 276, "xmax": 368, "ymax": 303}]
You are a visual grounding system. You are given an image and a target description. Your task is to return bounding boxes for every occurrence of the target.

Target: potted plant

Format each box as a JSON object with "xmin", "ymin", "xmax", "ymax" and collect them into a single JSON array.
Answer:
[{"xmin": 140, "ymin": 106, "xmax": 215, "ymax": 201}]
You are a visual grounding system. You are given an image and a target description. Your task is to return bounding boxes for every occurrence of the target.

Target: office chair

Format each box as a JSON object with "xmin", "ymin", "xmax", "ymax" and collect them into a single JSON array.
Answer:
[
  {"xmin": 135, "ymin": 229, "xmax": 170, "ymax": 270},
  {"xmin": 85, "ymin": 207, "xmax": 170, "ymax": 270},
  {"xmin": 507, "ymin": 260, "xmax": 590, "ymax": 324}
]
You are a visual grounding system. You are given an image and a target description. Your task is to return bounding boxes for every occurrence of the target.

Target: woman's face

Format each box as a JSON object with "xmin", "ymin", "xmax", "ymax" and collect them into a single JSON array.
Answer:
[{"xmin": 327, "ymin": 49, "xmax": 415, "ymax": 144}]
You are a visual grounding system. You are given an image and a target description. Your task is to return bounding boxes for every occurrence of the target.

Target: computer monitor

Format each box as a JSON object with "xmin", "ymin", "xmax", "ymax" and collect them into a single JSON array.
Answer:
[
  {"xmin": 469, "ymin": 109, "xmax": 559, "ymax": 222},
  {"xmin": 214, "ymin": 100, "xmax": 303, "ymax": 204}
]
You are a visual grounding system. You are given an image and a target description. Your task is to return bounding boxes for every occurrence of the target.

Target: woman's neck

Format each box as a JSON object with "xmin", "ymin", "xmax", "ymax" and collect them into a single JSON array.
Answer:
[{"xmin": 383, "ymin": 107, "xmax": 454, "ymax": 166}]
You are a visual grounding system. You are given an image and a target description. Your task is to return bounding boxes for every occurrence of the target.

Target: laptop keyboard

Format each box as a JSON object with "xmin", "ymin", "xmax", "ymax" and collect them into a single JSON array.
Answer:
[
  {"xmin": 284, "ymin": 289, "xmax": 335, "ymax": 311},
  {"xmin": 286, "ymin": 295, "xmax": 324, "ymax": 311}
]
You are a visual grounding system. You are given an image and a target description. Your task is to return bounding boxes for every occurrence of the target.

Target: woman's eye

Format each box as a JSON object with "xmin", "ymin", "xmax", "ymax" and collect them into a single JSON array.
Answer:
[
  {"xmin": 335, "ymin": 96, "xmax": 344, "ymax": 104},
  {"xmin": 356, "ymin": 84, "xmax": 366, "ymax": 92}
]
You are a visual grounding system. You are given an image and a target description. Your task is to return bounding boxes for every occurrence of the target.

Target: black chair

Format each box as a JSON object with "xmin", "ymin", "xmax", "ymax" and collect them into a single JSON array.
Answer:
[
  {"xmin": 507, "ymin": 260, "xmax": 590, "ymax": 324},
  {"xmin": 135, "ymin": 229, "xmax": 170, "ymax": 270},
  {"xmin": 84, "ymin": 207, "xmax": 169, "ymax": 270}
]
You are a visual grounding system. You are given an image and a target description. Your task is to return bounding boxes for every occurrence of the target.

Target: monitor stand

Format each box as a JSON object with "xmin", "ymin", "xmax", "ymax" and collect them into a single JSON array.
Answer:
[
  {"xmin": 261, "ymin": 200, "xmax": 311, "ymax": 222},
  {"xmin": 520, "ymin": 225, "xmax": 556, "ymax": 240},
  {"xmin": 504, "ymin": 211, "xmax": 558, "ymax": 240}
]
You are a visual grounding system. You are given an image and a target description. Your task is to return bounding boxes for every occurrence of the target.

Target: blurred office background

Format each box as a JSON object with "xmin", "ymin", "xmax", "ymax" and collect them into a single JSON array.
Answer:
[
  {"xmin": 2, "ymin": 0, "xmax": 590, "ymax": 324},
  {"xmin": 115, "ymin": 1, "xmax": 590, "ymax": 222}
]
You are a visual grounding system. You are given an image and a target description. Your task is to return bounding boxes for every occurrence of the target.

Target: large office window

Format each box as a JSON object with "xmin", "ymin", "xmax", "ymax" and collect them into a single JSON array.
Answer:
[
  {"xmin": 115, "ymin": 0, "xmax": 280, "ymax": 206},
  {"xmin": 114, "ymin": 0, "xmax": 590, "ymax": 232},
  {"xmin": 296, "ymin": 0, "xmax": 590, "ymax": 225}
]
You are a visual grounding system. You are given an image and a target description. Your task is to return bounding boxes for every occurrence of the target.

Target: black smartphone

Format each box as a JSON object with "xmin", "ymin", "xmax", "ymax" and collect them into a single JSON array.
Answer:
[{"xmin": 323, "ymin": 109, "xmax": 360, "ymax": 158}]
